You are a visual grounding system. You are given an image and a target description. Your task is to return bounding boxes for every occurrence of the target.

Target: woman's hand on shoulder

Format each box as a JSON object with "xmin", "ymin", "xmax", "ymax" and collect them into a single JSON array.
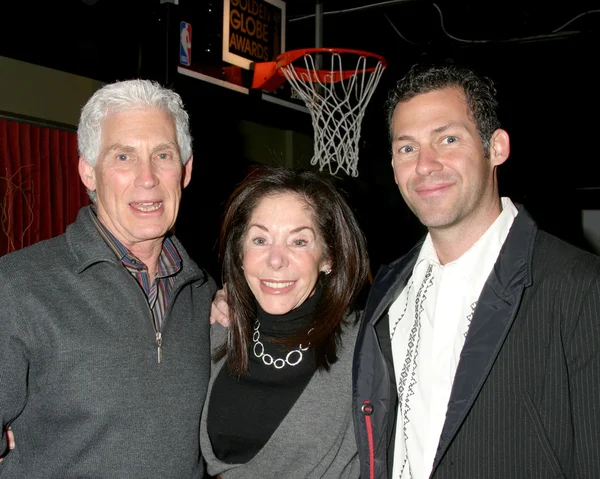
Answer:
[{"xmin": 210, "ymin": 286, "xmax": 231, "ymax": 328}]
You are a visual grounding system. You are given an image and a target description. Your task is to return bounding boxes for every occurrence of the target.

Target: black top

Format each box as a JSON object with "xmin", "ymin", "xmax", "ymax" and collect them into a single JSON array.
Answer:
[{"xmin": 207, "ymin": 289, "xmax": 320, "ymax": 464}]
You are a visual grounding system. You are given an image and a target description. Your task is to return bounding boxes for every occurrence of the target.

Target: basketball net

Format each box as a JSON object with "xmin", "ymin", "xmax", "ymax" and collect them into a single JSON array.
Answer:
[{"xmin": 280, "ymin": 51, "xmax": 386, "ymax": 177}]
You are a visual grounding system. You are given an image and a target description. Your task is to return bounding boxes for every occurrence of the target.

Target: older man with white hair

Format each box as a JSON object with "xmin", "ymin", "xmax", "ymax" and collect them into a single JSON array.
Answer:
[{"xmin": 0, "ymin": 79, "xmax": 216, "ymax": 478}]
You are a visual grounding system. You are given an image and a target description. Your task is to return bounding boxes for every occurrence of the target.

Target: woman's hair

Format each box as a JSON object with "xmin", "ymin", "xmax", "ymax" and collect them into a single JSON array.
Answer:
[
  {"xmin": 77, "ymin": 79, "xmax": 193, "ymax": 202},
  {"xmin": 218, "ymin": 166, "xmax": 370, "ymax": 375}
]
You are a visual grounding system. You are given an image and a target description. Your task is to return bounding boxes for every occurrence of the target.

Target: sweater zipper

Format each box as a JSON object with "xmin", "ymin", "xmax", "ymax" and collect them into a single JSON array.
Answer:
[
  {"xmin": 151, "ymin": 278, "xmax": 197, "ymax": 364},
  {"xmin": 150, "ymin": 274, "xmax": 206, "ymax": 364},
  {"xmin": 152, "ymin": 280, "xmax": 177, "ymax": 364},
  {"xmin": 362, "ymin": 400, "xmax": 375, "ymax": 479},
  {"xmin": 155, "ymin": 332, "xmax": 163, "ymax": 363}
]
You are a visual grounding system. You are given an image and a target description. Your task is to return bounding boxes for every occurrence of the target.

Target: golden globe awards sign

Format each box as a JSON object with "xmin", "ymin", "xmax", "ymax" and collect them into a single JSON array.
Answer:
[{"xmin": 223, "ymin": 0, "xmax": 286, "ymax": 69}]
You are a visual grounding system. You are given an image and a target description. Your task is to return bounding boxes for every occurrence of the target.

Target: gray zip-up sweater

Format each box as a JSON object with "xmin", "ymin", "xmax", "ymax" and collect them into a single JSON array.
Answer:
[
  {"xmin": 200, "ymin": 313, "xmax": 361, "ymax": 479},
  {"xmin": 0, "ymin": 206, "xmax": 216, "ymax": 478}
]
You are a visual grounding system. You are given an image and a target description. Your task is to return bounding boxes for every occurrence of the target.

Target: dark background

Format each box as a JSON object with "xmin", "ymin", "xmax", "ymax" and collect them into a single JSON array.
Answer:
[{"xmin": 2, "ymin": 0, "xmax": 599, "ymax": 280}]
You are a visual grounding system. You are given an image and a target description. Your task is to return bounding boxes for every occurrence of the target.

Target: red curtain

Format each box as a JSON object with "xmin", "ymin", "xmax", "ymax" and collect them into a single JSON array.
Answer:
[{"xmin": 0, "ymin": 119, "xmax": 89, "ymax": 256}]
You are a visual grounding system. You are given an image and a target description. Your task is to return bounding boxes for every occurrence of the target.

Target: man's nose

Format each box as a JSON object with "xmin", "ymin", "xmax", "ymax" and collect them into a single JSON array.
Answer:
[
  {"xmin": 415, "ymin": 147, "xmax": 443, "ymax": 176},
  {"xmin": 134, "ymin": 160, "xmax": 158, "ymax": 189}
]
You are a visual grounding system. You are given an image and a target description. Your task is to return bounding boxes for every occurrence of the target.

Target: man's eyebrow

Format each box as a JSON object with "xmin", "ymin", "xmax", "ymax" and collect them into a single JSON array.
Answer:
[
  {"xmin": 392, "ymin": 123, "xmax": 465, "ymax": 143},
  {"xmin": 152, "ymin": 142, "xmax": 178, "ymax": 152},
  {"xmin": 106, "ymin": 143, "xmax": 136, "ymax": 153},
  {"xmin": 392, "ymin": 134, "xmax": 415, "ymax": 143},
  {"xmin": 431, "ymin": 122, "xmax": 467, "ymax": 135},
  {"xmin": 105, "ymin": 142, "xmax": 179, "ymax": 154},
  {"xmin": 431, "ymin": 124, "xmax": 457, "ymax": 135}
]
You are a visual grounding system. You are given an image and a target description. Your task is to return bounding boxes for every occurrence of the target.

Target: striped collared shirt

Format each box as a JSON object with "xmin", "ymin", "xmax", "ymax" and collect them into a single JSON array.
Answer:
[{"xmin": 89, "ymin": 207, "xmax": 182, "ymax": 333}]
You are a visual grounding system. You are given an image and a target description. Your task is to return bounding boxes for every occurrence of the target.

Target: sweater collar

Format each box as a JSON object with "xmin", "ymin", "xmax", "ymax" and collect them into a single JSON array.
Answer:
[{"xmin": 256, "ymin": 285, "xmax": 322, "ymax": 337}]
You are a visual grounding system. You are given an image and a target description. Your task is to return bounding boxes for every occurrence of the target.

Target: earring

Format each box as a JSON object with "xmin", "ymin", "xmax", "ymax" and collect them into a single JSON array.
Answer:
[{"xmin": 323, "ymin": 268, "xmax": 332, "ymax": 275}]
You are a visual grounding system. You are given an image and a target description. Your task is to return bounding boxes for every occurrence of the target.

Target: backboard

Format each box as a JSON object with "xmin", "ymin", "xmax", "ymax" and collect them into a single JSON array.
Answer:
[{"xmin": 177, "ymin": 0, "xmax": 308, "ymax": 115}]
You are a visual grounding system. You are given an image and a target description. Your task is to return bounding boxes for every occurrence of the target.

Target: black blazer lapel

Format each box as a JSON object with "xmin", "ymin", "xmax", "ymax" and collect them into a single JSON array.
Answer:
[
  {"xmin": 432, "ymin": 207, "xmax": 537, "ymax": 470},
  {"xmin": 361, "ymin": 242, "xmax": 423, "ymax": 474},
  {"xmin": 361, "ymin": 241, "xmax": 423, "ymax": 393},
  {"xmin": 365, "ymin": 239, "xmax": 424, "ymax": 329}
]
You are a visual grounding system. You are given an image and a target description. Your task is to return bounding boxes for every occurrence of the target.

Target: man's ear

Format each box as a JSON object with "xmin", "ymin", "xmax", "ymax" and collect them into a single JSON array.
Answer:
[
  {"xmin": 183, "ymin": 156, "xmax": 193, "ymax": 188},
  {"xmin": 78, "ymin": 157, "xmax": 96, "ymax": 191},
  {"xmin": 391, "ymin": 156, "xmax": 400, "ymax": 186},
  {"xmin": 490, "ymin": 128, "xmax": 510, "ymax": 167}
]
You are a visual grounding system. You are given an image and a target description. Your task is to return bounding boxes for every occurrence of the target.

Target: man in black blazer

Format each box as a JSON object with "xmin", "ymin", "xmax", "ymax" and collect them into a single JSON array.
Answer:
[{"xmin": 352, "ymin": 63, "xmax": 600, "ymax": 478}]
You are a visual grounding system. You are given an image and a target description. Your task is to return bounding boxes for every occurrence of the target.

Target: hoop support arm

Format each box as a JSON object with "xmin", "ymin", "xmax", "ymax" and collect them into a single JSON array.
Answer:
[{"xmin": 251, "ymin": 61, "xmax": 287, "ymax": 91}]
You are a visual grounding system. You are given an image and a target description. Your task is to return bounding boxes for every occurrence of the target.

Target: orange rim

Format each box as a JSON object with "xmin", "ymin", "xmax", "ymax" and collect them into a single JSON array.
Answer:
[{"xmin": 275, "ymin": 47, "xmax": 387, "ymax": 83}]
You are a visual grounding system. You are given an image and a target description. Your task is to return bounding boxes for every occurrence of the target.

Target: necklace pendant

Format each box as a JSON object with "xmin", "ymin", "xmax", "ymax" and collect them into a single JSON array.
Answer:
[{"xmin": 252, "ymin": 319, "xmax": 309, "ymax": 369}]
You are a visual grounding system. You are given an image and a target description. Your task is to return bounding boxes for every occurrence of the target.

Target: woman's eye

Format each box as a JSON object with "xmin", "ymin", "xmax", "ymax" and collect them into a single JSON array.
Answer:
[
  {"xmin": 293, "ymin": 239, "xmax": 308, "ymax": 246},
  {"xmin": 252, "ymin": 237, "xmax": 266, "ymax": 245}
]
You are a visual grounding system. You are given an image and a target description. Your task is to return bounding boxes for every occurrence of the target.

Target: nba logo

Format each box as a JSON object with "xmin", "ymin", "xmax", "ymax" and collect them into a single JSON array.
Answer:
[{"xmin": 180, "ymin": 21, "xmax": 192, "ymax": 66}]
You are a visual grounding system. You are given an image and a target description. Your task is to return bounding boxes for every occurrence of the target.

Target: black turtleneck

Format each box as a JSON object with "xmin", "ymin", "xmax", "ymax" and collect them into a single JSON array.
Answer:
[{"xmin": 207, "ymin": 289, "xmax": 320, "ymax": 464}]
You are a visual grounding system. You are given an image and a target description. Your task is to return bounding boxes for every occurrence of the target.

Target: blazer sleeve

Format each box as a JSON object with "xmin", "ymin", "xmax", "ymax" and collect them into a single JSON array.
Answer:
[{"xmin": 565, "ymin": 268, "xmax": 600, "ymax": 475}]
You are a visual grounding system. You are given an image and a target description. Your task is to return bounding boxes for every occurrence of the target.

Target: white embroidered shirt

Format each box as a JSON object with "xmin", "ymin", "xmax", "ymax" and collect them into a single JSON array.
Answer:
[{"xmin": 390, "ymin": 198, "xmax": 518, "ymax": 479}]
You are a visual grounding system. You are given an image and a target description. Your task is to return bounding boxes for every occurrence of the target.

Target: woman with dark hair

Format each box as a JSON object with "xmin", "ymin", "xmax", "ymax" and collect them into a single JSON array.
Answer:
[{"xmin": 200, "ymin": 166, "xmax": 370, "ymax": 478}]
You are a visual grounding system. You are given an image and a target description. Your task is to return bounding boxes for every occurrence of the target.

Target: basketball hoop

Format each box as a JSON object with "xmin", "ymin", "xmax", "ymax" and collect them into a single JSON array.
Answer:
[{"xmin": 252, "ymin": 48, "xmax": 387, "ymax": 177}]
